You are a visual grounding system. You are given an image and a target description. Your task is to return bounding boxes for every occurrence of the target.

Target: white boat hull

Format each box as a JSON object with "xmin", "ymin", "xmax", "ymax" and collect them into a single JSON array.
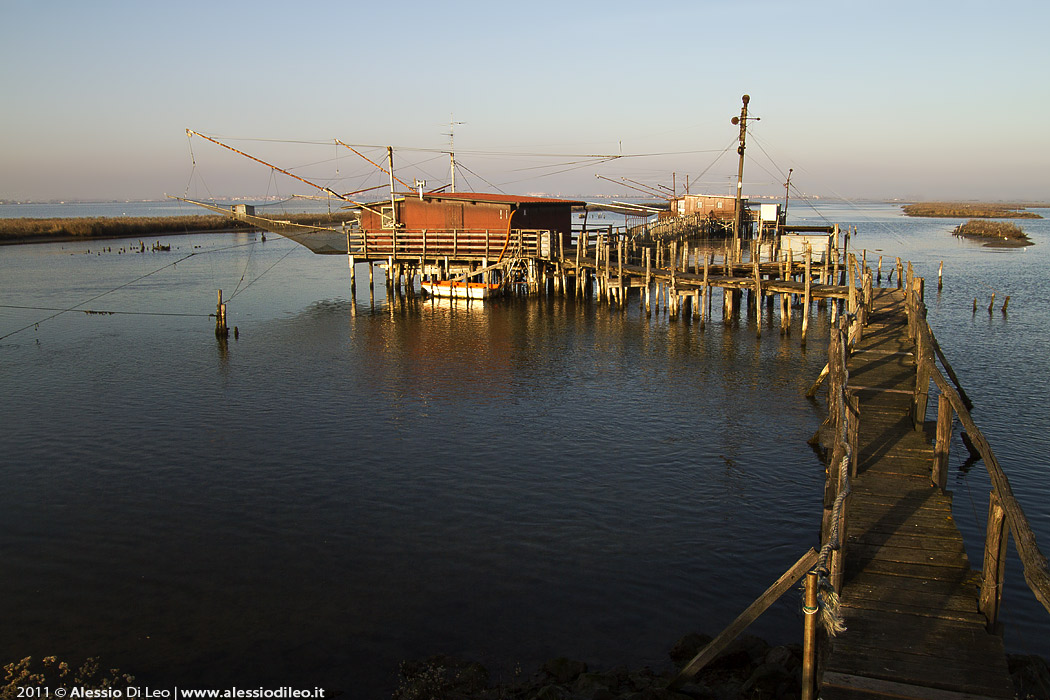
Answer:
[{"xmin": 420, "ymin": 281, "xmax": 502, "ymax": 300}]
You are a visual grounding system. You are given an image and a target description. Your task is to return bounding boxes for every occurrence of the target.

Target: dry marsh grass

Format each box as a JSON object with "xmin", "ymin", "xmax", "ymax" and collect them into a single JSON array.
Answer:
[
  {"xmin": 903, "ymin": 202, "xmax": 1043, "ymax": 219},
  {"xmin": 953, "ymin": 219, "xmax": 1032, "ymax": 245},
  {"xmin": 0, "ymin": 212, "xmax": 357, "ymax": 243}
]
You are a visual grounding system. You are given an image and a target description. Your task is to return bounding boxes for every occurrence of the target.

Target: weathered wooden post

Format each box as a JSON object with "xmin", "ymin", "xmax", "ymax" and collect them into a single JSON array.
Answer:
[
  {"xmin": 780, "ymin": 293, "xmax": 790, "ymax": 335},
  {"xmin": 802, "ymin": 570, "xmax": 819, "ymax": 700},
  {"xmin": 938, "ymin": 260, "xmax": 944, "ymax": 291},
  {"xmin": 979, "ymin": 491, "xmax": 1009, "ymax": 632},
  {"xmin": 644, "ymin": 247, "xmax": 652, "ymax": 315},
  {"xmin": 847, "ymin": 254, "xmax": 858, "ymax": 343},
  {"xmin": 617, "ymin": 238, "xmax": 624, "ymax": 307},
  {"xmin": 932, "ymin": 393, "xmax": 953, "ymax": 489},
  {"xmin": 802, "ymin": 244, "xmax": 812, "ymax": 344},
  {"xmin": 753, "ymin": 257, "xmax": 762, "ymax": 337},
  {"xmin": 701, "ymin": 254, "xmax": 709, "ymax": 329},
  {"xmin": 215, "ymin": 289, "xmax": 228, "ymax": 338},
  {"xmin": 347, "ymin": 226, "xmax": 356, "ymax": 295},
  {"xmin": 913, "ymin": 320, "xmax": 931, "ymax": 430}
]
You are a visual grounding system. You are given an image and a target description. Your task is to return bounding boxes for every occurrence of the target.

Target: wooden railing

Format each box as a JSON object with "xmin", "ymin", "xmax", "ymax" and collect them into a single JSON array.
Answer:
[
  {"xmin": 816, "ymin": 312, "xmax": 859, "ymax": 597},
  {"xmin": 904, "ymin": 279, "xmax": 1050, "ymax": 628},
  {"xmin": 345, "ymin": 228, "xmax": 551, "ymax": 261}
]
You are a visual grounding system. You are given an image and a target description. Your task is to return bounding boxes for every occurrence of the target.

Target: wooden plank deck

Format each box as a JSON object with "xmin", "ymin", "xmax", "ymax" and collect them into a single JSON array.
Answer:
[{"xmin": 820, "ymin": 288, "xmax": 1015, "ymax": 700}]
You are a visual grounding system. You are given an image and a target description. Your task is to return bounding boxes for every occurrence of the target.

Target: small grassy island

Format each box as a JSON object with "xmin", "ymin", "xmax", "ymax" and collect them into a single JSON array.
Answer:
[
  {"xmin": 952, "ymin": 219, "xmax": 1034, "ymax": 247},
  {"xmin": 902, "ymin": 202, "xmax": 1043, "ymax": 219}
]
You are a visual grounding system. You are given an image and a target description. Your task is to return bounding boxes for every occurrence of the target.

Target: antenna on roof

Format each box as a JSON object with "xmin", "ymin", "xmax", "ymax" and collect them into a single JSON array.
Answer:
[{"xmin": 446, "ymin": 114, "xmax": 466, "ymax": 193}]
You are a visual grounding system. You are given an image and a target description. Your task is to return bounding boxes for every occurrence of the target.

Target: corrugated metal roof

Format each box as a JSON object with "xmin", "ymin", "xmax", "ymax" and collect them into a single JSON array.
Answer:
[{"xmin": 418, "ymin": 192, "xmax": 586, "ymax": 206}]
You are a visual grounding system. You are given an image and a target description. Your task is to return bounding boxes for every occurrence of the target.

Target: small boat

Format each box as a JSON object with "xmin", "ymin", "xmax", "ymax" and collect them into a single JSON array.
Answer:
[{"xmin": 420, "ymin": 280, "xmax": 503, "ymax": 300}]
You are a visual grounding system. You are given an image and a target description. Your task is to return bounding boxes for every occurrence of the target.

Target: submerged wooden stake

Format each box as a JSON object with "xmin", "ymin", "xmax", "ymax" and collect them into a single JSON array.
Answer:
[{"xmin": 215, "ymin": 289, "xmax": 228, "ymax": 338}]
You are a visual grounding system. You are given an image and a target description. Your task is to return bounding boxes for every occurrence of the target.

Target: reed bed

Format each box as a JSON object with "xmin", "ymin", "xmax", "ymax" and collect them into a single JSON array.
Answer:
[
  {"xmin": 952, "ymin": 219, "xmax": 1032, "ymax": 244},
  {"xmin": 0, "ymin": 212, "xmax": 357, "ymax": 244},
  {"xmin": 903, "ymin": 202, "xmax": 1042, "ymax": 219}
]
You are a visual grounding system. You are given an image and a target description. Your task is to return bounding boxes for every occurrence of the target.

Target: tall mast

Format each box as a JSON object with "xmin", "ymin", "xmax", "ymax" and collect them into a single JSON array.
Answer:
[
  {"xmin": 387, "ymin": 146, "xmax": 398, "ymax": 228},
  {"xmin": 783, "ymin": 167, "xmax": 793, "ymax": 233},
  {"xmin": 448, "ymin": 114, "xmax": 464, "ymax": 193},
  {"xmin": 731, "ymin": 94, "xmax": 756, "ymax": 239}
]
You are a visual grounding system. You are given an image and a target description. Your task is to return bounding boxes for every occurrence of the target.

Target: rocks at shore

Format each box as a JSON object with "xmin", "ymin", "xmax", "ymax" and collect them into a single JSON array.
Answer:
[
  {"xmin": 393, "ymin": 637, "xmax": 1050, "ymax": 700},
  {"xmin": 393, "ymin": 634, "xmax": 804, "ymax": 700}
]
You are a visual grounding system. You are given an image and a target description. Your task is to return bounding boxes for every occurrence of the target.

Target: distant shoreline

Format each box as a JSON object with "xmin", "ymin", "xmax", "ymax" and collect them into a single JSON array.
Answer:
[
  {"xmin": 0, "ymin": 212, "xmax": 354, "ymax": 247},
  {"xmin": 0, "ymin": 214, "xmax": 250, "ymax": 247}
]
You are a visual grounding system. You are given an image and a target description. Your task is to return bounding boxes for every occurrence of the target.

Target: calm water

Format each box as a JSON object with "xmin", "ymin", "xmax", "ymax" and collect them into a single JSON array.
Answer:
[{"xmin": 1, "ymin": 201, "xmax": 1047, "ymax": 695}]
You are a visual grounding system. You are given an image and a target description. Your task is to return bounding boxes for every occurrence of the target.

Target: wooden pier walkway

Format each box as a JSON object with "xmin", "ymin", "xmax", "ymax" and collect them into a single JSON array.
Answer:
[
  {"xmin": 669, "ymin": 271, "xmax": 1048, "ymax": 700},
  {"xmin": 820, "ymin": 288, "xmax": 1014, "ymax": 699}
]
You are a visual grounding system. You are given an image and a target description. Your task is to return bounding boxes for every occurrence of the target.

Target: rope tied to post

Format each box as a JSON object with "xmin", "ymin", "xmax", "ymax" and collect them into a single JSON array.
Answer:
[{"xmin": 806, "ymin": 315, "xmax": 855, "ymax": 637}]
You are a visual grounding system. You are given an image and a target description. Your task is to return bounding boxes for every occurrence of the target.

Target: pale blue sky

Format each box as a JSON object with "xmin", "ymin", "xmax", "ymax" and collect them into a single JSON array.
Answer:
[{"xmin": 2, "ymin": 0, "xmax": 1047, "ymax": 201}]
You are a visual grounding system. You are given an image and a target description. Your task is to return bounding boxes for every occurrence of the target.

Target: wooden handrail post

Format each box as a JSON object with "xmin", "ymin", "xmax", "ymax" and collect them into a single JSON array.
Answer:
[
  {"xmin": 932, "ymin": 393, "xmax": 952, "ymax": 489},
  {"xmin": 802, "ymin": 571, "xmax": 819, "ymax": 700},
  {"xmin": 847, "ymin": 391, "xmax": 860, "ymax": 479},
  {"xmin": 979, "ymin": 491, "xmax": 1010, "ymax": 633}
]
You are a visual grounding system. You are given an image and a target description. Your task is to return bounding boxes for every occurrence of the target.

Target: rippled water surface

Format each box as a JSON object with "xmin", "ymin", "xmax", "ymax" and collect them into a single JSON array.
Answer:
[{"xmin": 1, "ymin": 201, "xmax": 1047, "ymax": 695}]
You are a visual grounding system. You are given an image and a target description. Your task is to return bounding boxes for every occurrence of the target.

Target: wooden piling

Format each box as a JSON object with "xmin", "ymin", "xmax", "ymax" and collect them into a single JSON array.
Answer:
[
  {"xmin": 617, "ymin": 238, "xmax": 624, "ymax": 306},
  {"xmin": 802, "ymin": 571, "xmax": 819, "ymax": 700},
  {"xmin": 645, "ymin": 247, "xmax": 652, "ymax": 315},
  {"xmin": 215, "ymin": 289, "xmax": 228, "ymax": 338},
  {"xmin": 701, "ymin": 254, "xmax": 709, "ymax": 329},
  {"xmin": 754, "ymin": 258, "xmax": 762, "ymax": 337},
  {"xmin": 938, "ymin": 260, "xmax": 944, "ymax": 291},
  {"xmin": 575, "ymin": 230, "xmax": 585, "ymax": 297},
  {"xmin": 780, "ymin": 293, "xmax": 791, "ymax": 334},
  {"xmin": 802, "ymin": 245, "xmax": 812, "ymax": 343}
]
